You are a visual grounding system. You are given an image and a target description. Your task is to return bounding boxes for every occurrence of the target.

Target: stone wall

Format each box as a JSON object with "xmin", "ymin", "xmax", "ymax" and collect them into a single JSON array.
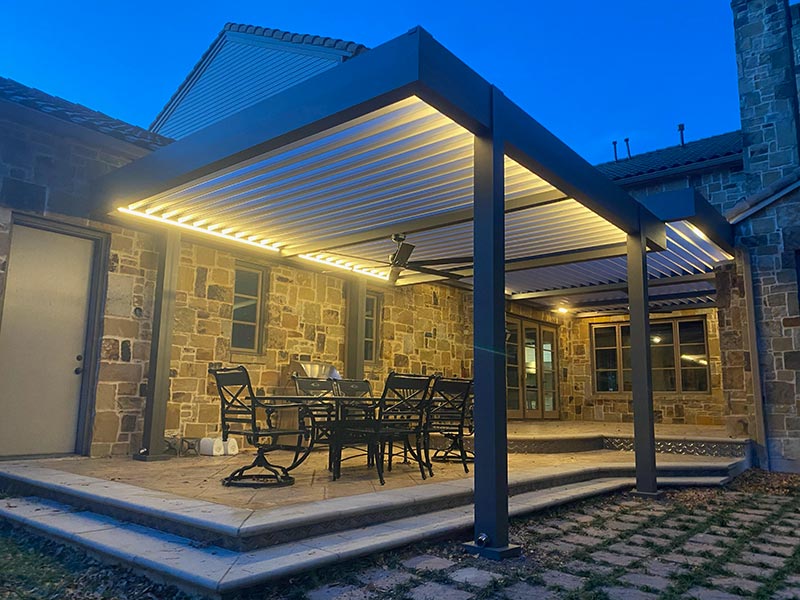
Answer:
[
  {"xmin": 733, "ymin": 0, "xmax": 800, "ymax": 193},
  {"xmin": 736, "ymin": 191, "xmax": 800, "ymax": 470},
  {"xmin": 715, "ymin": 252, "xmax": 760, "ymax": 439},
  {"xmin": 0, "ymin": 109, "xmax": 158, "ymax": 457},
  {"xmin": 625, "ymin": 165, "xmax": 748, "ymax": 216},
  {"xmin": 561, "ymin": 308, "xmax": 725, "ymax": 426}
]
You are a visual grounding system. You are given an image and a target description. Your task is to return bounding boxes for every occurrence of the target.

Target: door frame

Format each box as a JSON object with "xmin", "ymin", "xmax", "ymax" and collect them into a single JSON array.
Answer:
[
  {"xmin": 8, "ymin": 213, "xmax": 110, "ymax": 455},
  {"xmin": 505, "ymin": 315, "xmax": 560, "ymax": 420}
]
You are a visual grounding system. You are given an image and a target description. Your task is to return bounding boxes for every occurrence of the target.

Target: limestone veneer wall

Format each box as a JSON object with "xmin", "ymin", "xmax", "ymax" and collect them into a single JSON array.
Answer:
[
  {"xmin": 736, "ymin": 192, "xmax": 800, "ymax": 469},
  {"xmin": 561, "ymin": 307, "xmax": 725, "ymax": 427},
  {"xmin": 0, "ymin": 112, "xmax": 159, "ymax": 457}
]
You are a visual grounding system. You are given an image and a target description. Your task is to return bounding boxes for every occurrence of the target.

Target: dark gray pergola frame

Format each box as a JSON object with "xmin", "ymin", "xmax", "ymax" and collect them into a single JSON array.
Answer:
[{"xmin": 93, "ymin": 26, "xmax": 670, "ymax": 557}]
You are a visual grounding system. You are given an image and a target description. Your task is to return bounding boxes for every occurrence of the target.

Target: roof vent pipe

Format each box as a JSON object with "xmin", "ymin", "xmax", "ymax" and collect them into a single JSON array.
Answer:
[
  {"xmin": 678, "ymin": 123, "xmax": 685, "ymax": 147},
  {"xmin": 612, "ymin": 140, "xmax": 618, "ymax": 162},
  {"xmin": 624, "ymin": 137, "xmax": 631, "ymax": 159}
]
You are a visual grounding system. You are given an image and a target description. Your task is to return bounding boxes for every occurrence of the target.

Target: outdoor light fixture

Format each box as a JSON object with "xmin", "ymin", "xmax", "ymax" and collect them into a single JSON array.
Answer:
[
  {"xmin": 652, "ymin": 335, "xmax": 662, "ymax": 344},
  {"xmin": 388, "ymin": 233, "xmax": 416, "ymax": 284},
  {"xmin": 556, "ymin": 307, "xmax": 569, "ymax": 314},
  {"xmin": 117, "ymin": 207, "xmax": 281, "ymax": 252}
]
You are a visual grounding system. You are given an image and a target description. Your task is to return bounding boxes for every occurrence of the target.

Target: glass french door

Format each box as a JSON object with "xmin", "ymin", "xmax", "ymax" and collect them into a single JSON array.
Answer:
[{"xmin": 505, "ymin": 317, "xmax": 559, "ymax": 419}]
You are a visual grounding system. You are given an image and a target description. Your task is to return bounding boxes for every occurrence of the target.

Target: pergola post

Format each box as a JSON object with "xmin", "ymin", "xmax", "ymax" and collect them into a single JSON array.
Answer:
[
  {"xmin": 465, "ymin": 87, "xmax": 520, "ymax": 559},
  {"xmin": 135, "ymin": 229, "xmax": 180, "ymax": 461},
  {"xmin": 627, "ymin": 227, "xmax": 658, "ymax": 494}
]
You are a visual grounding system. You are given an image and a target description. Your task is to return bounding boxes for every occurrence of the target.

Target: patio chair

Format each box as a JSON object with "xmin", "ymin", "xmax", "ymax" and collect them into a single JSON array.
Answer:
[
  {"xmin": 211, "ymin": 366, "xmax": 314, "ymax": 487},
  {"xmin": 425, "ymin": 377, "xmax": 474, "ymax": 473},
  {"xmin": 332, "ymin": 372, "xmax": 434, "ymax": 485},
  {"xmin": 333, "ymin": 378, "xmax": 373, "ymax": 397},
  {"xmin": 291, "ymin": 374, "xmax": 337, "ymax": 447}
]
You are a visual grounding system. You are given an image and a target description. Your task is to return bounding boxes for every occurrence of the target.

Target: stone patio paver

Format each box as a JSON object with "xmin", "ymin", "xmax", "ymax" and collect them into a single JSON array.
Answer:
[
  {"xmin": 448, "ymin": 567, "xmax": 501, "ymax": 587},
  {"xmin": 408, "ymin": 582, "xmax": 474, "ymax": 600},
  {"xmin": 710, "ymin": 576, "xmax": 761, "ymax": 594},
  {"xmin": 402, "ymin": 554, "xmax": 456, "ymax": 571},
  {"xmin": 686, "ymin": 587, "xmax": 745, "ymax": 600},
  {"xmin": 739, "ymin": 551, "xmax": 787, "ymax": 569},
  {"xmin": 723, "ymin": 562, "xmax": 774, "ymax": 579},
  {"xmin": 602, "ymin": 586, "xmax": 659, "ymax": 599},
  {"xmin": 540, "ymin": 569, "xmax": 585, "ymax": 591},
  {"xmin": 591, "ymin": 550, "xmax": 639, "ymax": 566},
  {"xmin": 618, "ymin": 572, "xmax": 672, "ymax": 592},
  {"xmin": 307, "ymin": 584, "xmax": 373, "ymax": 600},
  {"xmin": 502, "ymin": 582, "xmax": 555, "ymax": 600},
  {"xmin": 356, "ymin": 567, "xmax": 415, "ymax": 590}
]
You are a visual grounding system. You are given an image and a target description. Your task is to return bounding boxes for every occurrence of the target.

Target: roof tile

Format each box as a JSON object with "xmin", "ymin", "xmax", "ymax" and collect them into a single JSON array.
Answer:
[
  {"xmin": 0, "ymin": 76, "xmax": 172, "ymax": 151},
  {"xmin": 595, "ymin": 131, "xmax": 742, "ymax": 181}
]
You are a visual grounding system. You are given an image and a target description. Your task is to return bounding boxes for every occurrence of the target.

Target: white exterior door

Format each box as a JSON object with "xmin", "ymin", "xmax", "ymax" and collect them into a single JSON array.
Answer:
[{"xmin": 0, "ymin": 224, "xmax": 94, "ymax": 456}]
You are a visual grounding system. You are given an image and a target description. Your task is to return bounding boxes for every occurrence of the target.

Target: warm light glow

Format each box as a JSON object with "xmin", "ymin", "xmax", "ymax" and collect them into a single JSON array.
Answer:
[
  {"xmin": 116, "ymin": 207, "xmax": 281, "ymax": 252},
  {"xmin": 652, "ymin": 335, "xmax": 662, "ymax": 344},
  {"xmin": 556, "ymin": 307, "xmax": 569, "ymax": 314},
  {"xmin": 681, "ymin": 353, "xmax": 709, "ymax": 366},
  {"xmin": 298, "ymin": 253, "xmax": 390, "ymax": 281}
]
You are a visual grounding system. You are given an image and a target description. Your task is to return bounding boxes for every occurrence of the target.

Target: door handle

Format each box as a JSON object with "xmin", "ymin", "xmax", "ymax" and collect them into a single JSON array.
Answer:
[{"xmin": 74, "ymin": 367, "xmax": 84, "ymax": 375}]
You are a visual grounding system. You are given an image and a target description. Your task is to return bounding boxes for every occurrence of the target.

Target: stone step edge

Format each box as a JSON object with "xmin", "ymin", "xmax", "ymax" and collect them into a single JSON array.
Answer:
[
  {"xmin": 0, "ymin": 461, "xmax": 742, "ymax": 552},
  {"xmin": 4, "ymin": 476, "xmax": 716, "ymax": 599}
]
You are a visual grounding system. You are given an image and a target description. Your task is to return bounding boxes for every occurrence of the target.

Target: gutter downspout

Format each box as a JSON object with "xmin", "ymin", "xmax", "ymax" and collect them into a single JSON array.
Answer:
[{"xmin": 742, "ymin": 250, "xmax": 770, "ymax": 470}]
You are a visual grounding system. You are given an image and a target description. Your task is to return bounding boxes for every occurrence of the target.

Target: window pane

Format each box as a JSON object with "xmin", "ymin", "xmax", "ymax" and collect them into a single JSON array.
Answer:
[
  {"xmin": 622, "ymin": 369, "xmax": 632, "ymax": 392},
  {"xmin": 365, "ymin": 318, "xmax": 374, "ymax": 340},
  {"xmin": 234, "ymin": 269, "xmax": 259, "ymax": 296},
  {"xmin": 365, "ymin": 295, "xmax": 376, "ymax": 318},
  {"xmin": 595, "ymin": 348, "xmax": 618, "ymax": 370},
  {"xmin": 621, "ymin": 326, "xmax": 630, "ymax": 348},
  {"xmin": 232, "ymin": 323, "xmax": 256, "ymax": 350},
  {"xmin": 621, "ymin": 348, "xmax": 631, "ymax": 370},
  {"xmin": 507, "ymin": 366, "xmax": 519, "ymax": 388},
  {"xmin": 364, "ymin": 340, "xmax": 374, "ymax": 362},
  {"xmin": 597, "ymin": 370, "xmax": 619, "ymax": 392},
  {"xmin": 652, "ymin": 369, "xmax": 677, "ymax": 392},
  {"xmin": 651, "ymin": 345, "xmax": 676, "ymax": 369},
  {"xmin": 594, "ymin": 326, "xmax": 616, "ymax": 348},
  {"xmin": 680, "ymin": 344, "xmax": 708, "ymax": 367},
  {"xmin": 679, "ymin": 320, "xmax": 705, "ymax": 345},
  {"xmin": 650, "ymin": 322, "xmax": 674, "ymax": 345},
  {"xmin": 682, "ymin": 368, "xmax": 709, "ymax": 392},
  {"xmin": 233, "ymin": 296, "xmax": 257, "ymax": 323},
  {"xmin": 507, "ymin": 388, "xmax": 520, "ymax": 410}
]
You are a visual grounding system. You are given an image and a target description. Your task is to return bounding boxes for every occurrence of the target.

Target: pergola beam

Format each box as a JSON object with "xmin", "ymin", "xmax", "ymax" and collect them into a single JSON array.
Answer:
[
  {"xmin": 281, "ymin": 189, "xmax": 567, "ymax": 256},
  {"xmin": 569, "ymin": 289, "xmax": 716, "ymax": 309},
  {"xmin": 509, "ymin": 272, "xmax": 716, "ymax": 301}
]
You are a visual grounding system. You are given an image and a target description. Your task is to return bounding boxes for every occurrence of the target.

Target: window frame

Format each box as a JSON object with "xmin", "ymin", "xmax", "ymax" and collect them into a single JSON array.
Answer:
[
  {"xmin": 231, "ymin": 261, "xmax": 268, "ymax": 354},
  {"xmin": 590, "ymin": 316, "xmax": 710, "ymax": 394},
  {"xmin": 364, "ymin": 291, "xmax": 381, "ymax": 363}
]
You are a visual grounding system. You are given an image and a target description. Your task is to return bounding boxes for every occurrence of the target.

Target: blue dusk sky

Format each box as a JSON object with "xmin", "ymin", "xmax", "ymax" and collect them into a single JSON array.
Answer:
[{"xmin": 0, "ymin": 0, "xmax": 739, "ymax": 164}]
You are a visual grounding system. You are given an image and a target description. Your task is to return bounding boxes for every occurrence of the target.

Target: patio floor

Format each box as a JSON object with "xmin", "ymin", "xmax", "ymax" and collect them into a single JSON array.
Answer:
[{"xmin": 24, "ymin": 447, "xmax": 738, "ymax": 511}]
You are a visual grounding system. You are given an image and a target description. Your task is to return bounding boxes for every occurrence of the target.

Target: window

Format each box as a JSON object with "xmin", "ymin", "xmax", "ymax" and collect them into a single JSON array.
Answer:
[
  {"xmin": 592, "ymin": 318, "xmax": 709, "ymax": 393},
  {"xmin": 364, "ymin": 292, "xmax": 380, "ymax": 362},
  {"xmin": 232, "ymin": 264, "xmax": 265, "ymax": 352}
]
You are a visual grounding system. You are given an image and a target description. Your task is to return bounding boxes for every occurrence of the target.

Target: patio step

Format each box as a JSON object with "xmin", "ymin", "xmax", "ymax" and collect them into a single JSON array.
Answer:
[
  {"xmin": 0, "ymin": 458, "xmax": 744, "ymax": 553},
  {"xmin": 0, "ymin": 475, "xmax": 728, "ymax": 599}
]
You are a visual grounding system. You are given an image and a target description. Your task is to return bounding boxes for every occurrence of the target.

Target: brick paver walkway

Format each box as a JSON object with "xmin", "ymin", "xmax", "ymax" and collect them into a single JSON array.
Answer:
[{"xmin": 300, "ymin": 486, "xmax": 800, "ymax": 599}]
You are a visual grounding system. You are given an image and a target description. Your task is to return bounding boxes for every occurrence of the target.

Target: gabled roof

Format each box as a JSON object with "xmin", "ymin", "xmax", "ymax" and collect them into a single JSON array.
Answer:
[
  {"xmin": 224, "ymin": 23, "xmax": 367, "ymax": 56},
  {"xmin": 595, "ymin": 130, "xmax": 743, "ymax": 183},
  {"xmin": 0, "ymin": 77, "xmax": 173, "ymax": 151},
  {"xmin": 149, "ymin": 23, "xmax": 368, "ymax": 135}
]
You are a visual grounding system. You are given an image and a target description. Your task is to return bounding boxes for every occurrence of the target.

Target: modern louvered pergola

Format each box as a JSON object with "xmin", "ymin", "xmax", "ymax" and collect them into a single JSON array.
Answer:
[{"xmin": 90, "ymin": 27, "xmax": 733, "ymax": 558}]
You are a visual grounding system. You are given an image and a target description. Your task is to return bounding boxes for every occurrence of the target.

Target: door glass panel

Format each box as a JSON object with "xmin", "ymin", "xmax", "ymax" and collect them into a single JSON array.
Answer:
[
  {"xmin": 505, "ymin": 321, "xmax": 521, "ymax": 411},
  {"xmin": 524, "ymin": 326, "xmax": 538, "ymax": 411},
  {"xmin": 542, "ymin": 328, "xmax": 557, "ymax": 413}
]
